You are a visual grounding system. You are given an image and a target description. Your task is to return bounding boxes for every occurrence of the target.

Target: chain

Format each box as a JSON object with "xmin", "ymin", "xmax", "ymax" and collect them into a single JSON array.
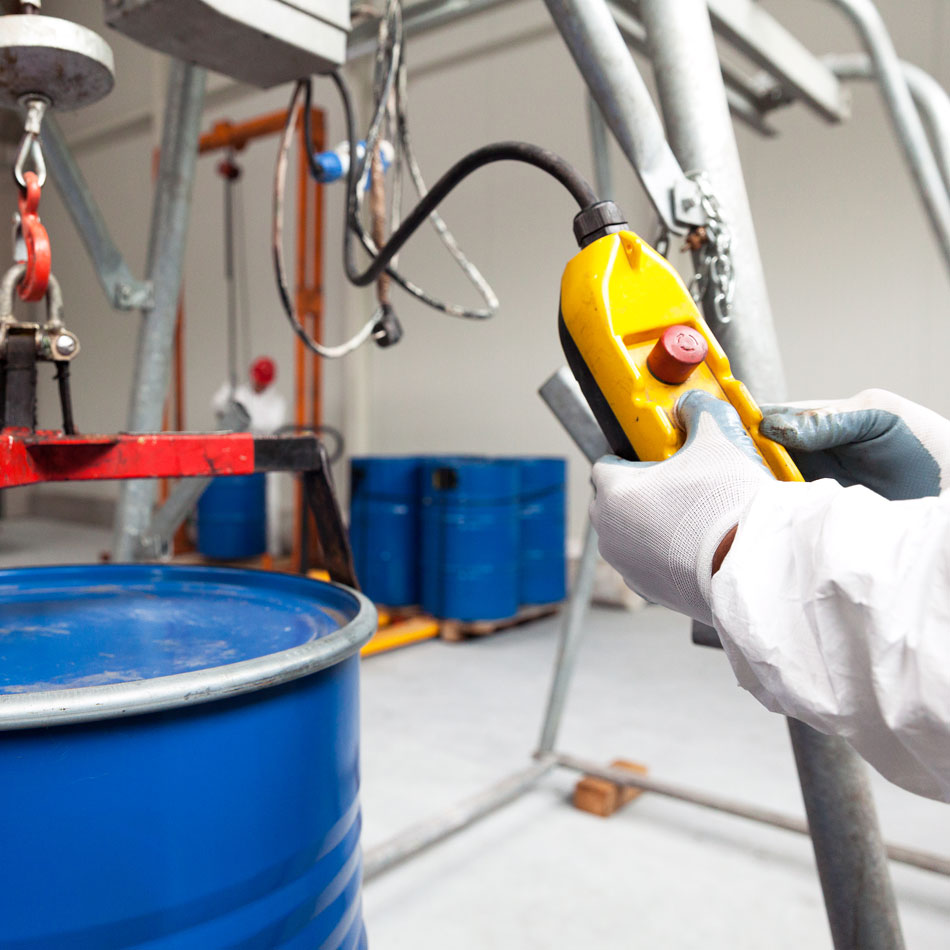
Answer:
[{"xmin": 686, "ymin": 172, "xmax": 735, "ymax": 325}]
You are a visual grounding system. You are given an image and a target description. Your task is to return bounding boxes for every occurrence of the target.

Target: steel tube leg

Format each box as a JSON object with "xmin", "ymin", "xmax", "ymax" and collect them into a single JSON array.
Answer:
[
  {"xmin": 542, "ymin": 0, "xmax": 702, "ymax": 236},
  {"xmin": 536, "ymin": 513, "xmax": 598, "ymax": 755},
  {"xmin": 825, "ymin": 0, "xmax": 950, "ymax": 276},
  {"xmin": 639, "ymin": 0, "xmax": 785, "ymax": 402},
  {"xmin": 638, "ymin": 2, "xmax": 905, "ymax": 946},
  {"xmin": 112, "ymin": 61, "xmax": 207, "ymax": 561},
  {"xmin": 789, "ymin": 719, "xmax": 905, "ymax": 950}
]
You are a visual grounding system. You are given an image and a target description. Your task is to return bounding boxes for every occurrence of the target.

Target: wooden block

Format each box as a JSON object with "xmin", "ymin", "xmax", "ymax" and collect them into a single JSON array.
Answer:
[
  {"xmin": 440, "ymin": 620, "xmax": 466, "ymax": 642},
  {"xmin": 573, "ymin": 759, "xmax": 649, "ymax": 818}
]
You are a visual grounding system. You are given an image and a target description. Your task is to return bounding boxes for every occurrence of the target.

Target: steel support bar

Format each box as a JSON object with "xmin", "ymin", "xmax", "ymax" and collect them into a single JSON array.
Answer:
[
  {"xmin": 788, "ymin": 720, "xmax": 905, "ymax": 949},
  {"xmin": 608, "ymin": 2, "xmax": 777, "ymax": 138},
  {"xmin": 639, "ymin": 0, "xmax": 785, "ymax": 401},
  {"xmin": 536, "ymin": 516, "xmax": 598, "ymax": 755},
  {"xmin": 112, "ymin": 61, "xmax": 207, "ymax": 562},
  {"xmin": 555, "ymin": 752, "xmax": 950, "ymax": 879},
  {"xmin": 639, "ymin": 3, "xmax": 904, "ymax": 947},
  {"xmin": 825, "ymin": 53, "xmax": 950, "ymax": 203},
  {"xmin": 539, "ymin": 368, "xmax": 610, "ymax": 464},
  {"xmin": 586, "ymin": 95, "xmax": 614, "ymax": 202},
  {"xmin": 706, "ymin": 0, "xmax": 849, "ymax": 123},
  {"xmin": 41, "ymin": 117, "xmax": 153, "ymax": 311},
  {"xmin": 824, "ymin": 0, "xmax": 950, "ymax": 276},
  {"xmin": 542, "ymin": 0, "xmax": 703, "ymax": 235},
  {"xmin": 362, "ymin": 757, "xmax": 557, "ymax": 881}
]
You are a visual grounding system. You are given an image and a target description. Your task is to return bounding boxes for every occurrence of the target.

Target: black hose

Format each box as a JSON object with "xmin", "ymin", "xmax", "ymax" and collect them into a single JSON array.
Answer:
[
  {"xmin": 54, "ymin": 361, "xmax": 76, "ymax": 435},
  {"xmin": 327, "ymin": 70, "xmax": 598, "ymax": 289}
]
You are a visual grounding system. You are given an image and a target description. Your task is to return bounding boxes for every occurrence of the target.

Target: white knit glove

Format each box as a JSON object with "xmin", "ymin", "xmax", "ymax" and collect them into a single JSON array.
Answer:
[{"xmin": 590, "ymin": 391, "xmax": 772, "ymax": 625}]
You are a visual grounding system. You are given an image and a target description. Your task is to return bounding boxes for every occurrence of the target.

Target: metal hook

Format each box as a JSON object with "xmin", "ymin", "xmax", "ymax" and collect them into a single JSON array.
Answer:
[{"xmin": 14, "ymin": 137, "xmax": 46, "ymax": 190}]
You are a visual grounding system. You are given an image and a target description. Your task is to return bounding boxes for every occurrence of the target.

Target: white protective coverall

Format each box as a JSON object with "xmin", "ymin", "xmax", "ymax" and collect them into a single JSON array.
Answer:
[
  {"xmin": 713, "ymin": 479, "xmax": 950, "ymax": 801},
  {"xmin": 591, "ymin": 389, "xmax": 950, "ymax": 802}
]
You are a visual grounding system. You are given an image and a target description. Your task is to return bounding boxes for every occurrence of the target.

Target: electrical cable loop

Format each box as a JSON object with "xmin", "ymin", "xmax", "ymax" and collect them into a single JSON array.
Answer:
[{"xmin": 273, "ymin": 81, "xmax": 383, "ymax": 359}]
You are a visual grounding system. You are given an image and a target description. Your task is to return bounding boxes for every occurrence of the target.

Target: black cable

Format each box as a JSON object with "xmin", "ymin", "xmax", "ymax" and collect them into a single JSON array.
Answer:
[
  {"xmin": 326, "ymin": 69, "xmax": 597, "ymax": 289},
  {"xmin": 54, "ymin": 361, "xmax": 76, "ymax": 435}
]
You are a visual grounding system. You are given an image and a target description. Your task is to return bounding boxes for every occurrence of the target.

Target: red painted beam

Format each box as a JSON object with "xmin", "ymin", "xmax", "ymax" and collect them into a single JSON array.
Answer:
[{"xmin": 0, "ymin": 431, "xmax": 256, "ymax": 488}]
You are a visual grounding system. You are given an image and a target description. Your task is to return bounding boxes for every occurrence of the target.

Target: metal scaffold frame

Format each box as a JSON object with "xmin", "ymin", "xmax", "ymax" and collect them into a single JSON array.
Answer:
[
  {"xmin": 37, "ymin": 1, "xmax": 950, "ymax": 948},
  {"xmin": 356, "ymin": 3, "xmax": 950, "ymax": 950}
]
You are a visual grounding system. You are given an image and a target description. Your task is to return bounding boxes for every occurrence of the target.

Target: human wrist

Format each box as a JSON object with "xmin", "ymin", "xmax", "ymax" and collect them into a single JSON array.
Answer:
[{"xmin": 712, "ymin": 525, "xmax": 738, "ymax": 575}]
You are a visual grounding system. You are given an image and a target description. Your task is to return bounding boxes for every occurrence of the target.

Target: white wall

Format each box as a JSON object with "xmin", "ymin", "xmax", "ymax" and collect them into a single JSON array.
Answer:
[{"xmin": 23, "ymin": 0, "xmax": 950, "ymax": 544}]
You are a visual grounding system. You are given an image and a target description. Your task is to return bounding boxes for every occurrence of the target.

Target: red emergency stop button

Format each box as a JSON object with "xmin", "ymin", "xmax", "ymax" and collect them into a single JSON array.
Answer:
[{"xmin": 647, "ymin": 325, "xmax": 708, "ymax": 384}]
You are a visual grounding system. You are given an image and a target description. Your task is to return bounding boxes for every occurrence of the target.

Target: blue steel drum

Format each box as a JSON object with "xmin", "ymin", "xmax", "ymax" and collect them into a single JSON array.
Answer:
[
  {"xmin": 518, "ymin": 458, "xmax": 567, "ymax": 605},
  {"xmin": 420, "ymin": 458, "xmax": 520, "ymax": 622},
  {"xmin": 0, "ymin": 565, "xmax": 376, "ymax": 950},
  {"xmin": 197, "ymin": 473, "xmax": 267, "ymax": 560},
  {"xmin": 349, "ymin": 457, "xmax": 421, "ymax": 606}
]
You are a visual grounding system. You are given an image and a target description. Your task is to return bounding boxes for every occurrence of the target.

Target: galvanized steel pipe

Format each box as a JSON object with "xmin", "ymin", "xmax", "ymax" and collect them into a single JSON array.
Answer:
[
  {"xmin": 824, "ymin": 52, "xmax": 950, "ymax": 207},
  {"xmin": 638, "ymin": 2, "xmax": 904, "ymax": 946},
  {"xmin": 112, "ymin": 61, "xmax": 206, "ymax": 561},
  {"xmin": 638, "ymin": 0, "xmax": 785, "ymax": 402},
  {"xmin": 823, "ymin": 0, "xmax": 950, "ymax": 276},
  {"xmin": 362, "ymin": 757, "xmax": 557, "ymax": 880},
  {"xmin": 541, "ymin": 0, "xmax": 701, "ymax": 235}
]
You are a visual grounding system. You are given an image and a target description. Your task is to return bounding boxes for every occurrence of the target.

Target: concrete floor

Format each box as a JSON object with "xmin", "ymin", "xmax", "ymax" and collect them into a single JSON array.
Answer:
[{"xmin": 3, "ymin": 518, "xmax": 949, "ymax": 948}]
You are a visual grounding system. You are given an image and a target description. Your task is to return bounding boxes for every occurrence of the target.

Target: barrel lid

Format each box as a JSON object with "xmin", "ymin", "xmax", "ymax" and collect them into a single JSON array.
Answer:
[{"xmin": 0, "ymin": 565, "xmax": 376, "ymax": 729}]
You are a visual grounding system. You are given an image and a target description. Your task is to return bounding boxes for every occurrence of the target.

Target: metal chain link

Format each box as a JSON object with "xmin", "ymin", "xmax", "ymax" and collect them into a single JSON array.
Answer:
[{"xmin": 686, "ymin": 172, "xmax": 735, "ymax": 325}]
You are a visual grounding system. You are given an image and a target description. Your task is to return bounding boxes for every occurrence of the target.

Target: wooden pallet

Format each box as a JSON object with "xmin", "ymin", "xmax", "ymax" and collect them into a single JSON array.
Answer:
[
  {"xmin": 375, "ymin": 603, "xmax": 425, "ymax": 627},
  {"xmin": 573, "ymin": 759, "xmax": 649, "ymax": 818},
  {"xmin": 440, "ymin": 602, "xmax": 561, "ymax": 642}
]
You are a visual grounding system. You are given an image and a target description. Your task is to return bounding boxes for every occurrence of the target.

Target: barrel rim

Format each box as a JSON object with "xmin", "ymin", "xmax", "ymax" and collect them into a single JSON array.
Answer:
[{"xmin": 0, "ymin": 564, "xmax": 377, "ymax": 731}]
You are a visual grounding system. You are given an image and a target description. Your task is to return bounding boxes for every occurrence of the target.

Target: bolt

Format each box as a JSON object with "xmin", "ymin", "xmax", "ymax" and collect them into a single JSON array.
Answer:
[
  {"xmin": 55, "ymin": 333, "xmax": 76, "ymax": 356},
  {"xmin": 681, "ymin": 196, "xmax": 696, "ymax": 211}
]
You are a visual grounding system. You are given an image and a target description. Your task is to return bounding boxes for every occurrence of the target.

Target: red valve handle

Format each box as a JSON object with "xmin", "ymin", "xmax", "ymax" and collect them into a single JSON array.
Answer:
[{"xmin": 16, "ymin": 171, "xmax": 50, "ymax": 302}]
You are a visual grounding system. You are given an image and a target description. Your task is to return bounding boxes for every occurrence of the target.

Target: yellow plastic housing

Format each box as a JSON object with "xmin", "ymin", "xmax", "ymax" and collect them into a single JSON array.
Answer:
[{"xmin": 560, "ymin": 229, "xmax": 802, "ymax": 482}]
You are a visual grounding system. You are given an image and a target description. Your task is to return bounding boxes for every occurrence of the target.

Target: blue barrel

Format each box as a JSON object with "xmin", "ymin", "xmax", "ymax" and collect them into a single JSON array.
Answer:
[
  {"xmin": 0, "ymin": 565, "xmax": 376, "ymax": 949},
  {"xmin": 518, "ymin": 458, "xmax": 567, "ymax": 605},
  {"xmin": 349, "ymin": 456, "xmax": 421, "ymax": 606},
  {"xmin": 421, "ymin": 458, "xmax": 520, "ymax": 622},
  {"xmin": 197, "ymin": 473, "xmax": 267, "ymax": 560}
]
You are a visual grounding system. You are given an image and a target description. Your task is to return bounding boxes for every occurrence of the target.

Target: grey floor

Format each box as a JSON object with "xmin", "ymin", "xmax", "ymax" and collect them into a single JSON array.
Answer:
[{"xmin": 3, "ymin": 518, "xmax": 949, "ymax": 949}]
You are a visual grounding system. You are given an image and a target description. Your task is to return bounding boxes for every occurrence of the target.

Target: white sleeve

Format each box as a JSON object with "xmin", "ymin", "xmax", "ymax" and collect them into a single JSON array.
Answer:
[
  {"xmin": 711, "ymin": 478, "xmax": 950, "ymax": 801},
  {"xmin": 211, "ymin": 382, "xmax": 232, "ymax": 416}
]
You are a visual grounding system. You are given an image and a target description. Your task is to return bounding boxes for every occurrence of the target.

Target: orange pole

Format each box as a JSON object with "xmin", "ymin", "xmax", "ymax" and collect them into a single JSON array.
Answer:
[
  {"xmin": 198, "ymin": 112, "xmax": 294, "ymax": 154},
  {"xmin": 165, "ymin": 106, "xmax": 326, "ymax": 569},
  {"xmin": 291, "ymin": 107, "xmax": 326, "ymax": 570}
]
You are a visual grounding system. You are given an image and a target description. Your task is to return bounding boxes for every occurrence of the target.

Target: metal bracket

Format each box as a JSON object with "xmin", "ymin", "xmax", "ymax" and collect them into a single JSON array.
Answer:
[{"xmin": 113, "ymin": 279, "xmax": 155, "ymax": 311}]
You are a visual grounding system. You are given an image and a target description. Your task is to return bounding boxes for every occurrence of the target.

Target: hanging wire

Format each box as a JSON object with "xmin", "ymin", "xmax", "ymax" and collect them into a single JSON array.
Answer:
[
  {"xmin": 305, "ymin": 0, "xmax": 500, "ymax": 320},
  {"xmin": 273, "ymin": 81, "xmax": 382, "ymax": 359},
  {"xmin": 274, "ymin": 0, "xmax": 597, "ymax": 357}
]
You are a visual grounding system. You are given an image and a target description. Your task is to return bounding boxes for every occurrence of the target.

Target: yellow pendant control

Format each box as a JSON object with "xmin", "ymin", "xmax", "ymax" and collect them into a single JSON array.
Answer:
[{"xmin": 557, "ymin": 227, "xmax": 802, "ymax": 482}]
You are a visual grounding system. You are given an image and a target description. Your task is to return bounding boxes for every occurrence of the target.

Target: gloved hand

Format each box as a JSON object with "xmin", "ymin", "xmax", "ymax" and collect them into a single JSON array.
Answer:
[
  {"xmin": 760, "ymin": 389, "xmax": 950, "ymax": 500},
  {"xmin": 590, "ymin": 390, "xmax": 771, "ymax": 625}
]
